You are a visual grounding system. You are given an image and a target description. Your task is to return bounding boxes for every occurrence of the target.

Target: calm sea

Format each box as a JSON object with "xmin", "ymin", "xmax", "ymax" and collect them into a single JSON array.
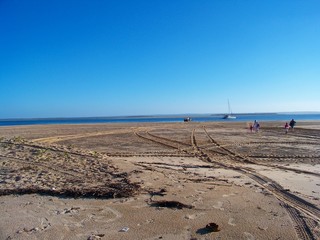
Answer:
[{"xmin": 1, "ymin": 113, "xmax": 320, "ymax": 127}]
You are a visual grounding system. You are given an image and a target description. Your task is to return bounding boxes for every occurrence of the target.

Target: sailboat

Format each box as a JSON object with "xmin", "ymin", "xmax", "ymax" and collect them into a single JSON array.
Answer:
[{"xmin": 223, "ymin": 100, "xmax": 236, "ymax": 119}]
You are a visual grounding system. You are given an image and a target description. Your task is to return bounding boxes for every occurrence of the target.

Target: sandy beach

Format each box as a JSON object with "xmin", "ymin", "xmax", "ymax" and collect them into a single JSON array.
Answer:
[{"xmin": 0, "ymin": 121, "xmax": 319, "ymax": 240}]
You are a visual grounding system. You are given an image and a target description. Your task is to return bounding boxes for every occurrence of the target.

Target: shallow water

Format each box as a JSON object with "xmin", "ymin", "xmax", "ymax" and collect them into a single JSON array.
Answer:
[{"xmin": 1, "ymin": 113, "xmax": 320, "ymax": 126}]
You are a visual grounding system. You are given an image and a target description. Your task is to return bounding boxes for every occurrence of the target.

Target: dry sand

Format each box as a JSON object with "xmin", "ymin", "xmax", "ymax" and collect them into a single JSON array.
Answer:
[{"xmin": 0, "ymin": 121, "xmax": 319, "ymax": 240}]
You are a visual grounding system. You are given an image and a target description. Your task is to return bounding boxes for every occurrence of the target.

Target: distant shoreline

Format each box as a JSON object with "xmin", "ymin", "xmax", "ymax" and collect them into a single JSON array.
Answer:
[
  {"xmin": 1, "ymin": 111, "xmax": 320, "ymax": 121},
  {"xmin": 1, "ymin": 113, "xmax": 320, "ymax": 127}
]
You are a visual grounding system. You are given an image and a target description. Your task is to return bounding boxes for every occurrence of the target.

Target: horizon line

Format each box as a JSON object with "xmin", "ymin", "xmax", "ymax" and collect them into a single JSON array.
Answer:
[{"xmin": 1, "ymin": 111, "xmax": 320, "ymax": 121}]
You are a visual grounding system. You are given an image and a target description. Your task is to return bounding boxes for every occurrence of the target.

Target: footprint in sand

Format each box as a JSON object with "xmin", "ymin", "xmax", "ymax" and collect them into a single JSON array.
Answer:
[
  {"xmin": 196, "ymin": 190, "xmax": 207, "ymax": 194},
  {"xmin": 222, "ymin": 193, "xmax": 235, "ymax": 198},
  {"xmin": 185, "ymin": 212, "xmax": 205, "ymax": 220},
  {"xmin": 212, "ymin": 201, "xmax": 224, "ymax": 211},
  {"xmin": 58, "ymin": 206, "xmax": 122, "ymax": 231},
  {"xmin": 84, "ymin": 207, "xmax": 122, "ymax": 223},
  {"xmin": 228, "ymin": 218, "xmax": 236, "ymax": 226},
  {"xmin": 185, "ymin": 214, "xmax": 196, "ymax": 220},
  {"xmin": 244, "ymin": 232, "xmax": 255, "ymax": 240},
  {"xmin": 40, "ymin": 217, "xmax": 51, "ymax": 230},
  {"xmin": 192, "ymin": 197, "xmax": 203, "ymax": 204}
]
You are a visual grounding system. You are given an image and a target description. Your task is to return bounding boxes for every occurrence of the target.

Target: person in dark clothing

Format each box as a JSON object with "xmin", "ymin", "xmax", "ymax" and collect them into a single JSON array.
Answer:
[{"xmin": 289, "ymin": 119, "xmax": 296, "ymax": 131}]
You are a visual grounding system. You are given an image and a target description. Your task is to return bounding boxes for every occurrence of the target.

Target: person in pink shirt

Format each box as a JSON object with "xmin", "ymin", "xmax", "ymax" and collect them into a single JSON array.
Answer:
[{"xmin": 284, "ymin": 122, "xmax": 289, "ymax": 134}]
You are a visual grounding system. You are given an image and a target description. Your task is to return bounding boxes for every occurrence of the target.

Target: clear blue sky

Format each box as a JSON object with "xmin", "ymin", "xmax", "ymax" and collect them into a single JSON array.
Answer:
[{"xmin": 1, "ymin": 0, "xmax": 319, "ymax": 118}]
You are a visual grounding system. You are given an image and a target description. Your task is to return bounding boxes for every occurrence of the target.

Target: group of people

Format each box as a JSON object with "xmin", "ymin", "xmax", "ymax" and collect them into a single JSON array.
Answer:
[
  {"xmin": 284, "ymin": 119, "xmax": 296, "ymax": 134},
  {"xmin": 249, "ymin": 120, "xmax": 260, "ymax": 132},
  {"xmin": 248, "ymin": 119, "xmax": 296, "ymax": 134}
]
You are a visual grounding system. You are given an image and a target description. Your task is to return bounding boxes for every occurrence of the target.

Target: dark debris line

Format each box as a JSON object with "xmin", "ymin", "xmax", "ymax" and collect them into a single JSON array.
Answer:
[{"xmin": 0, "ymin": 138, "xmax": 141, "ymax": 199}]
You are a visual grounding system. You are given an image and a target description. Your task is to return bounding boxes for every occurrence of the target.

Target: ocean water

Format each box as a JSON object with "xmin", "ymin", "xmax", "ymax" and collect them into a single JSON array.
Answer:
[{"xmin": 1, "ymin": 113, "xmax": 320, "ymax": 127}]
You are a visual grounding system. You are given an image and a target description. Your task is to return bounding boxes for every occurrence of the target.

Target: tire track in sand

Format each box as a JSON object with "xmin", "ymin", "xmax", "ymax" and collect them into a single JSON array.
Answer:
[
  {"xmin": 136, "ymin": 128, "xmax": 319, "ymax": 240},
  {"xmin": 33, "ymin": 128, "xmax": 144, "ymax": 144},
  {"xmin": 201, "ymin": 127, "xmax": 319, "ymax": 240}
]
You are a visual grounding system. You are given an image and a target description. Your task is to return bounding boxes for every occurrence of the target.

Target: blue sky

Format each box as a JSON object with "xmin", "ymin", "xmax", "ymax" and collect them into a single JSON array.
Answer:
[{"xmin": 1, "ymin": 0, "xmax": 319, "ymax": 118}]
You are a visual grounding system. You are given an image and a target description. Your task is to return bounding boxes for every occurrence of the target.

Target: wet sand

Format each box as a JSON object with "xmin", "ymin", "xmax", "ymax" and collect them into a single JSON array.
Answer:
[{"xmin": 0, "ymin": 121, "xmax": 319, "ymax": 239}]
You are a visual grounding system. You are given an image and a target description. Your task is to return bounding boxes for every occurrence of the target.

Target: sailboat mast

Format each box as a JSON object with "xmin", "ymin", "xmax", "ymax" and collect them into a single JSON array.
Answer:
[{"xmin": 223, "ymin": 99, "xmax": 236, "ymax": 119}]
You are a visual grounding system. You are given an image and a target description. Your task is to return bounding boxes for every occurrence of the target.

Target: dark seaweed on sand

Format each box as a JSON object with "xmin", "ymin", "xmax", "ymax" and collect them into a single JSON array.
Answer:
[
  {"xmin": 149, "ymin": 200, "xmax": 193, "ymax": 209},
  {"xmin": 0, "ymin": 181, "xmax": 140, "ymax": 199}
]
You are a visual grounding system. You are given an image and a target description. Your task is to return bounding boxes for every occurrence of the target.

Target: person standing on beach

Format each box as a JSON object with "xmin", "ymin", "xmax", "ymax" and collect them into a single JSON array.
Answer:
[
  {"xmin": 253, "ymin": 120, "xmax": 257, "ymax": 131},
  {"xmin": 253, "ymin": 120, "xmax": 260, "ymax": 132},
  {"xmin": 249, "ymin": 123, "xmax": 253, "ymax": 133},
  {"xmin": 284, "ymin": 122, "xmax": 289, "ymax": 134},
  {"xmin": 256, "ymin": 122, "xmax": 260, "ymax": 132},
  {"xmin": 289, "ymin": 119, "xmax": 296, "ymax": 131}
]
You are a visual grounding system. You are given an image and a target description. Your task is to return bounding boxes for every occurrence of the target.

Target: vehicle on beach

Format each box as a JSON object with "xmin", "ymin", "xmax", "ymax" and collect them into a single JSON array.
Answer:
[
  {"xmin": 184, "ymin": 117, "xmax": 192, "ymax": 122},
  {"xmin": 223, "ymin": 100, "xmax": 236, "ymax": 119}
]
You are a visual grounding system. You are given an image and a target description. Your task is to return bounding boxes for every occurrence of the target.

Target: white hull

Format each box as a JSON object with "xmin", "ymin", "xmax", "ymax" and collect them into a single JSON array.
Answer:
[
  {"xmin": 223, "ymin": 100, "xmax": 236, "ymax": 119},
  {"xmin": 223, "ymin": 114, "xmax": 236, "ymax": 119}
]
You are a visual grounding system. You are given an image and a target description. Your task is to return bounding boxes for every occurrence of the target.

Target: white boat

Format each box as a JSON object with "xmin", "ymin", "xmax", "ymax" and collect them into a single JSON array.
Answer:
[{"xmin": 223, "ymin": 100, "xmax": 236, "ymax": 119}]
